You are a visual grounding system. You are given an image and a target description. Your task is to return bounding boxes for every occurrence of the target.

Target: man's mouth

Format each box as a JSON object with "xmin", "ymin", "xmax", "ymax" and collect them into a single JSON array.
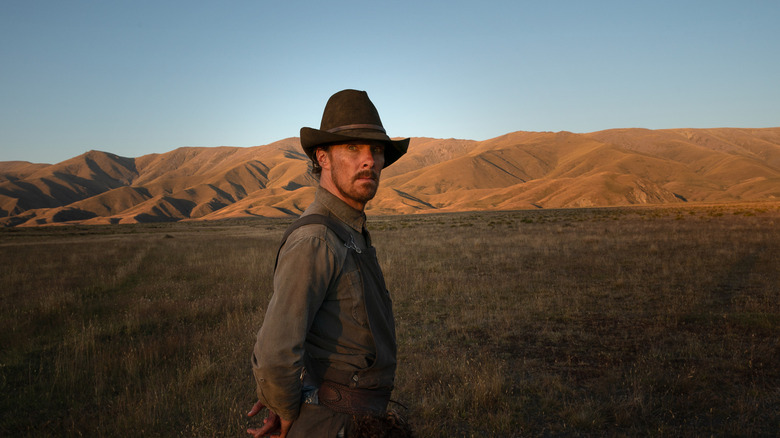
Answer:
[{"xmin": 355, "ymin": 171, "xmax": 378, "ymax": 182}]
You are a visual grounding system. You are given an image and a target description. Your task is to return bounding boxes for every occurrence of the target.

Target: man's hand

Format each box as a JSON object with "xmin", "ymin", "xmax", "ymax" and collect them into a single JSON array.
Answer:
[{"xmin": 247, "ymin": 400, "xmax": 293, "ymax": 438}]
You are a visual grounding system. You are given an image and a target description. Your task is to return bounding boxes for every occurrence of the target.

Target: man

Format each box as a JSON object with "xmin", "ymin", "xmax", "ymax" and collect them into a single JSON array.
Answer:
[{"xmin": 248, "ymin": 89, "xmax": 410, "ymax": 437}]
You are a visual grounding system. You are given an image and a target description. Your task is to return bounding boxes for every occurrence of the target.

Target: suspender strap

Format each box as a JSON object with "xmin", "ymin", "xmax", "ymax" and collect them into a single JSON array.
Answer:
[{"xmin": 274, "ymin": 214, "xmax": 353, "ymax": 271}]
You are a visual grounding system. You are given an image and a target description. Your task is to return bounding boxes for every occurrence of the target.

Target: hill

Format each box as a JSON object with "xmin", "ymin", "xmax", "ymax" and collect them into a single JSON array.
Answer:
[{"xmin": 1, "ymin": 128, "xmax": 778, "ymax": 226}]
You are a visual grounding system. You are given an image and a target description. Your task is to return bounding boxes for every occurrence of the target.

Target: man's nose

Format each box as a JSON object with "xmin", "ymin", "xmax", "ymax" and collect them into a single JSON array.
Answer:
[{"xmin": 360, "ymin": 148, "xmax": 375, "ymax": 168}]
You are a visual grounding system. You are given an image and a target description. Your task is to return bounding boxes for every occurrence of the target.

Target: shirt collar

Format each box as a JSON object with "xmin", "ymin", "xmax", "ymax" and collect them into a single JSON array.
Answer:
[{"xmin": 315, "ymin": 186, "xmax": 367, "ymax": 233}]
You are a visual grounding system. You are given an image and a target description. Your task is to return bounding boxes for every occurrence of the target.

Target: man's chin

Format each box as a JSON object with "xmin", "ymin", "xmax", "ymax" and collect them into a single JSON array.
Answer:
[
  {"xmin": 353, "ymin": 187, "xmax": 378, "ymax": 203},
  {"xmin": 357, "ymin": 191, "xmax": 378, "ymax": 203}
]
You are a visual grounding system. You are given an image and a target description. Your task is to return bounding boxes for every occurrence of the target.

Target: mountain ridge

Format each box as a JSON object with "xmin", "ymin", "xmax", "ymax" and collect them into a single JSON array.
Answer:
[{"xmin": 2, "ymin": 128, "xmax": 779, "ymax": 227}]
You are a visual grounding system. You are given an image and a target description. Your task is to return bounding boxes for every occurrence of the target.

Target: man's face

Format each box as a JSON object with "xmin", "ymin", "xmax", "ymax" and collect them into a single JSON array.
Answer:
[{"xmin": 318, "ymin": 141, "xmax": 385, "ymax": 211}]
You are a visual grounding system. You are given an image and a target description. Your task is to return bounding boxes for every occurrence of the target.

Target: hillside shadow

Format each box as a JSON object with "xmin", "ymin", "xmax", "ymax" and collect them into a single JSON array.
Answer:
[{"xmin": 393, "ymin": 189, "xmax": 436, "ymax": 209}]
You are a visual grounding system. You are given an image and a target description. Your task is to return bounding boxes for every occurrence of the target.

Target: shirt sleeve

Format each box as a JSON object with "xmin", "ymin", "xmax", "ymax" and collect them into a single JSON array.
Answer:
[{"xmin": 251, "ymin": 227, "xmax": 336, "ymax": 421}]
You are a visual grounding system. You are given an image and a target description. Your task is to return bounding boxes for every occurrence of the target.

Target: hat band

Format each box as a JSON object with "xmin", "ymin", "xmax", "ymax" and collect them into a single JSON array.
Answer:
[{"xmin": 326, "ymin": 124, "xmax": 386, "ymax": 134}]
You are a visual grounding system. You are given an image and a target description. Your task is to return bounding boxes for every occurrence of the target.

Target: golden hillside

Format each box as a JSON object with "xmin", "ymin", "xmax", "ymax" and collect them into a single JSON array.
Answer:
[{"xmin": 2, "ymin": 128, "xmax": 778, "ymax": 226}]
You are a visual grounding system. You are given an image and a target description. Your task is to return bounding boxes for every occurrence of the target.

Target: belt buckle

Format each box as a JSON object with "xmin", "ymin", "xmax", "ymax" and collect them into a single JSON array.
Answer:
[{"xmin": 302, "ymin": 385, "xmax": 319, "ymax": 405}]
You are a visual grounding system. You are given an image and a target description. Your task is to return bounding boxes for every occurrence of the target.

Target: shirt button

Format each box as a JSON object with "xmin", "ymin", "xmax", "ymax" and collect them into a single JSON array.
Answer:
[{"xmin": 352, "ymin": 374, "xmax": 359, "ymax": 382}]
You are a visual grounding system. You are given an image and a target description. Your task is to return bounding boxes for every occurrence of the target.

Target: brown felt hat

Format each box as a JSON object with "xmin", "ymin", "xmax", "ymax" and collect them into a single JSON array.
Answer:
[{"xmin": 300, "ymin": 89, "xmax": 409, "ymax": 168}]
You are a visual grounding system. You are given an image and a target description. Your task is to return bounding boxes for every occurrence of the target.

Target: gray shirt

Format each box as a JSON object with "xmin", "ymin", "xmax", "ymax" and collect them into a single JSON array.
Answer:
[{"xmin": 252, "ymin": 187, "xmax": 396, "ymax": 421}]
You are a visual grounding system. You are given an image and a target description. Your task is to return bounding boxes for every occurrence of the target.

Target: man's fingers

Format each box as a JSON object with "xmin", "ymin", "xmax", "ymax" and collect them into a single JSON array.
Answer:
[
  {"xmin": 246, "ymin": 427, "xmax": 276, "ymax": 437},
  {"xmin": 247, "ymin": 400, "xmax": 266, "ymax": 417},
  {"xmin": 247, "ymin": 421, "xmax": 281, "ymax": 437},
  {"xmin": 247, "ymin": 401, "xmax": 289, "ymax": 437},
  {"xmin": 246, "ymin": 427, "xmax": 277, "ymax": 437},
  {"xmin": 278, "ymin": 417, "xmax": 293, "ymax": 438},
  {"xmin": 247, "ymin": 408, "xmax": 282, "ymax": 437}
]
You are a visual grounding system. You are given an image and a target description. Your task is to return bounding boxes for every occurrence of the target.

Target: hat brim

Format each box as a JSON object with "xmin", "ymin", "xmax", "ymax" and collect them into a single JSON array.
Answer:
[{"xmin": 300, "ymin": 127, "xmax": 409, "ymax": 168}]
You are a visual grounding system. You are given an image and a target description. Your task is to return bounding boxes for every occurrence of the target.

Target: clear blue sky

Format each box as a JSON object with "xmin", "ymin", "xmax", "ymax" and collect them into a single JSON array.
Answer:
[{"xmin": 2, "ymin": 0, "xmax": 778, "ymax": 164}]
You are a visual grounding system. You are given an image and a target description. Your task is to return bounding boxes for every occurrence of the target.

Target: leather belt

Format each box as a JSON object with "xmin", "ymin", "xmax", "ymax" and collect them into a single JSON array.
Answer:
[{"xmin": 317, "ymin": 381, "xmax": 391, "ymax": 415}]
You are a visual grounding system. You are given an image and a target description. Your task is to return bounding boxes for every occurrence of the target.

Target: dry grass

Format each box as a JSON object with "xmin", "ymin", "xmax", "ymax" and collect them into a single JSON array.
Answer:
[{"xmin": 1, "ymin": 203, "xmax": 778, "ymax": 437}]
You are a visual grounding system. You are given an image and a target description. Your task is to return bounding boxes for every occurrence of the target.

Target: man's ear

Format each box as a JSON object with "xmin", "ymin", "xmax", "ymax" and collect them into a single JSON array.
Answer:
[{"xmin": 315, "ymin": 148, "xmax": 330, "ymax": 170}]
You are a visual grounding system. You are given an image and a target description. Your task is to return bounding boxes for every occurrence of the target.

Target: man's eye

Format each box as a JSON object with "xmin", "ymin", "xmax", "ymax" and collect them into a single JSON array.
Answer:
[
  {"xmin": 372, "ymin": 146, "xmax": 384, "ymax": 153},
  {"xmin": 347, "ymin": 145, "xmax": 358, "ymax": 151}
]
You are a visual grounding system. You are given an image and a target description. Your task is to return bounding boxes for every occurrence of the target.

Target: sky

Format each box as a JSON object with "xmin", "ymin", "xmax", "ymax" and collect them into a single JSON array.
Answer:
[{"xmin": 1, "ymin": 0, "xmax": 779, "ymax": 164}]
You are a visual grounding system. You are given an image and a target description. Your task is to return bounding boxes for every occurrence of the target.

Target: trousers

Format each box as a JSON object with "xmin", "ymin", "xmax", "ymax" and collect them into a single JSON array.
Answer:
[{"xmin": 288, "ymin": 403, "xmax": 349, "ymax": 438}]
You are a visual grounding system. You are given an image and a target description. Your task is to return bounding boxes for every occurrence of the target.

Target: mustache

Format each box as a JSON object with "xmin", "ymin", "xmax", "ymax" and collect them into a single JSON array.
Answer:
[{"xmin": 354, "ymin": 170, "xmax": 379, "ymax": 181}]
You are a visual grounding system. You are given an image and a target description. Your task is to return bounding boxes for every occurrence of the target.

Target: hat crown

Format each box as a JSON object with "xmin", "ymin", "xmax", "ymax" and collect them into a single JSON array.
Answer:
[{"xmin": 319, "ymin": 89, "xmax": 384, "ymax": 132}]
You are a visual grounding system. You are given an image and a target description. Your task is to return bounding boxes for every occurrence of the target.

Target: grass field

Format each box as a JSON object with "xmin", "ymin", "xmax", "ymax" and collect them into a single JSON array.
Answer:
[{"xmin": 1, "ymin": 203, "xmax": 778, "ymax": 437}]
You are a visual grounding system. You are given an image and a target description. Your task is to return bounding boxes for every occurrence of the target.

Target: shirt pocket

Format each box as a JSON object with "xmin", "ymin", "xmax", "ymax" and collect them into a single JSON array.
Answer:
[{"xmin": 337, "ymin": 268, "xmax": 369, "ymax": 329}]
